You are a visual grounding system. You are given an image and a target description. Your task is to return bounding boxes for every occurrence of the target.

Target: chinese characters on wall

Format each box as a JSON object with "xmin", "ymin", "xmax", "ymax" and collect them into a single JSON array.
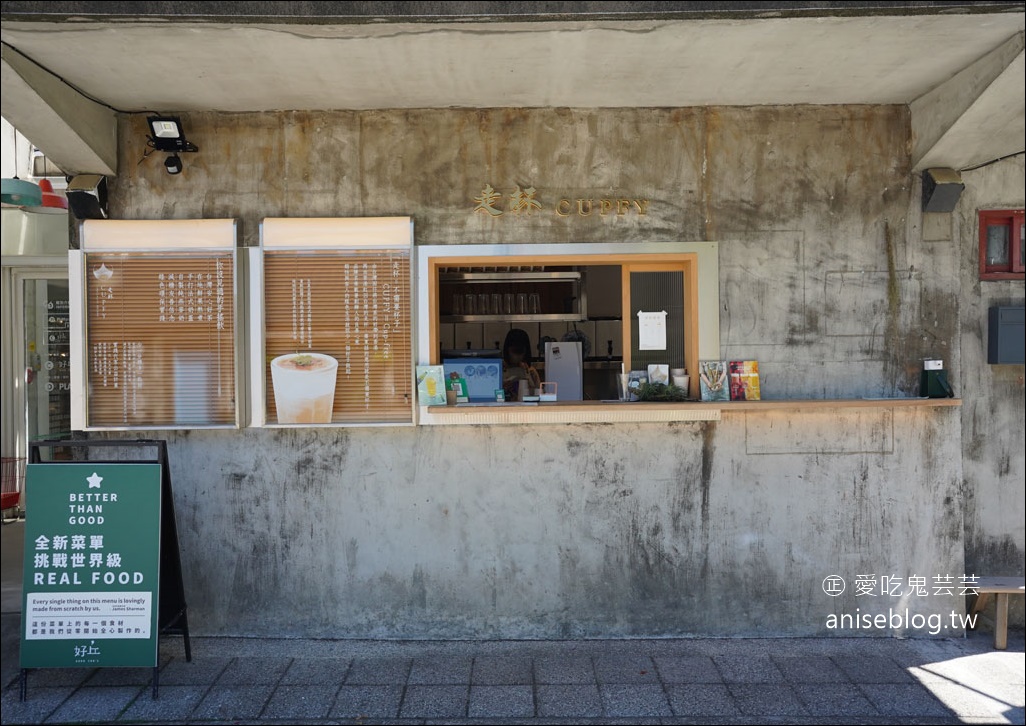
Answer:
[
  {"xmin": 473, "ymin": 183, "xmax": 649, "ymax": 218},
  {"xmin": 264, "ymin": 250, "xmax": 412, "ymax": 424},
  {"xmin": 84, "ymin": 254, "xmax": 236, "ymax": 427}
]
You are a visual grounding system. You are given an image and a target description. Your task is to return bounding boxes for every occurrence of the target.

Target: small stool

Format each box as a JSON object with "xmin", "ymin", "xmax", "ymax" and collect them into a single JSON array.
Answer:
[{"xmin": 969, "ymin": 576, "xmax": 1025, "ymax": 650}]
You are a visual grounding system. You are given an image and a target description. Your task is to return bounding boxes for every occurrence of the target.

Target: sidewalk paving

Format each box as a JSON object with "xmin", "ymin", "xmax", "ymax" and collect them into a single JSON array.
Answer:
[{"xmin": 2, "ymin": 611, "xmax": 1023, "ymax": 725}]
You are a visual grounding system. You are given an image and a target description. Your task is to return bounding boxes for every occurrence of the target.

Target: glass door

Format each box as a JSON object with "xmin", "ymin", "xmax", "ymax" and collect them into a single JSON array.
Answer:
[
  {"xmin": 2, "ymin": 270, "xmax": 71, "ymax": 474},
  {"xmin": 24, "ymin": 277, "xmax": 72, "ymax": 454}
]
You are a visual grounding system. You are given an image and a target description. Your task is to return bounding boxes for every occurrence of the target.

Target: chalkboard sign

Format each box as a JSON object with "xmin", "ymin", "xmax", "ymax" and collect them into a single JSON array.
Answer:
[
  {"xmin": 20, "ymin": 463, "xmax": 162, "ymax": 669},
  {"xmin": 20, "ymin": 440, "xmax": 190, "ymax": 700}
]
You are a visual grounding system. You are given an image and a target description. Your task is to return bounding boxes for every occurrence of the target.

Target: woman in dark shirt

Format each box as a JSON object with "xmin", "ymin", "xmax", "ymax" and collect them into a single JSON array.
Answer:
[{"xmin": 502, "ymin": 328, "xmax": 541, "ymax": 401}]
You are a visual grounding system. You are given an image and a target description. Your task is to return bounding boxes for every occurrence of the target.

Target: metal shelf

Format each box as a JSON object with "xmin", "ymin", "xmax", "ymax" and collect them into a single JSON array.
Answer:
[
  {"xmin": 441, "ymin": 313, "xmax": 585, "ymax": 323},
  {"xmin": 440, "ymin": 271, "xmax": 581, "ymax": 283}
]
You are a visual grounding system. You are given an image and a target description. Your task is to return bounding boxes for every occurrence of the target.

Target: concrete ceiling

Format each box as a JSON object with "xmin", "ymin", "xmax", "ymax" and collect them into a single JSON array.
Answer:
[{"xmin": 1, "ymin": 3, "xmax": 1024, "ymax": 175}]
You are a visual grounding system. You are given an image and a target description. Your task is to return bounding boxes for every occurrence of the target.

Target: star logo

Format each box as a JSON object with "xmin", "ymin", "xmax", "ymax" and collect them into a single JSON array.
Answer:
[{"xmin": 86, "ymin": 472, "xmax": 103, "ymax": 489}]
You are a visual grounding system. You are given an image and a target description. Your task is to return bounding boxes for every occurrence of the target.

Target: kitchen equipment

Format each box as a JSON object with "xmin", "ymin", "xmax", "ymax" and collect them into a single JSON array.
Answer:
[
  {"xmin": 544, "ymin": 341, "xmax": 583, "ymax": 401},
  {"xmin": 920, "ymin": 359, "xmax": 954, "ymax": 398}
]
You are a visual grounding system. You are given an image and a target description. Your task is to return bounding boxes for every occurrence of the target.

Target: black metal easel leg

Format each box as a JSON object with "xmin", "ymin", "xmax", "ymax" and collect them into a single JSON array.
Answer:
[
  {"xmin": 182, "ymin": 611, "xmax": 192, "ymax": 662},
  {"xmin": 152, "ymin": 665, "xmax": 159, "ymax": 699},
  {"xmin": 20, "ymin": 668, "xmax": 27, "ymax": 701}
]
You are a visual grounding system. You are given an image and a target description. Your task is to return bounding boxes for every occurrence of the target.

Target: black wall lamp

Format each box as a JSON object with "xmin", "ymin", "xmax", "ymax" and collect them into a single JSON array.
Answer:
[{"xmin": 146, "ymin": 116, "xmax": 198, "ymax": 175}]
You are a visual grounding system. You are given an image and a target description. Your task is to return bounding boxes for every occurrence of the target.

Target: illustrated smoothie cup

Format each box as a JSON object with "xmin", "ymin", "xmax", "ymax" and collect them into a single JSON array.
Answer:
[{"xmin": 270, "ymin": 353, "xmax": 338, "ymax": 424}]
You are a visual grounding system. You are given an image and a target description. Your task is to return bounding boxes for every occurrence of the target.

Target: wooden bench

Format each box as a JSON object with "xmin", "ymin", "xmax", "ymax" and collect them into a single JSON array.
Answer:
[{"xmin": 969, "ymin": 576, "xmax": 1025, "ymax": 650}]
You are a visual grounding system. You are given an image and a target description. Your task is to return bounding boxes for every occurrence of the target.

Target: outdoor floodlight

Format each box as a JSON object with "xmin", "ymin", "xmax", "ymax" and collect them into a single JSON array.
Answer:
[
  {"xmin": 146, "ymin": 116, "xmax": 197, "ymax": 152},
  {"xmin": 147, "ymin": 116, "xmax": 198, "ymax": 175}
]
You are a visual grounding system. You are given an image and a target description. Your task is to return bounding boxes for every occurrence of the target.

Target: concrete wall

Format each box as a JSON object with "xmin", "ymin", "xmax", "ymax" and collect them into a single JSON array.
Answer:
[
  {"xmin": 956, "ymin": 156, "xmax": 1026, "ymax": 622},
  {"xmin": 96, "ymin": 106, "xmax": 1014, "ymax": 638}
]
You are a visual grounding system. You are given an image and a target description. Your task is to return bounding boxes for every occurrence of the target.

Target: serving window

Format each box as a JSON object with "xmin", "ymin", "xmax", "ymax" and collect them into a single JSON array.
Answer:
[
  {"xmin": 251, "ymin": 218, "xmax": 414, "ymax": 426},
  {"xmin": 416, "ymin": 242, "xmax": 720, "ymax": 419},
  {"xmin": 70, "ymin": 219, "xmax": 240, "ymax": 429}
]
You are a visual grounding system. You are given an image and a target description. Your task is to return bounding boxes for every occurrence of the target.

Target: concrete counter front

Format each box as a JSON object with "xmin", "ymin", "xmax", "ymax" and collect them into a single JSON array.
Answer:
[{"xmin": 422, "ymin": 397, "xmax": 961, "ymax": 425}]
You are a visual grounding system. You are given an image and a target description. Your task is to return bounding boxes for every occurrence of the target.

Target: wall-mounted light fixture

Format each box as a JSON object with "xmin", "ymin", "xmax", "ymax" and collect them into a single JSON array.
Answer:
[
  {"xmin": 922, "ymin": 168, "xmax": 964, "ymax": 213},
  {"xmin": 66, "ymin": 174, "xmax": 108, "ymax": 219},
  {"xmin": 147, "ymin": 116, "xmax": 198, "ymax": 174}
]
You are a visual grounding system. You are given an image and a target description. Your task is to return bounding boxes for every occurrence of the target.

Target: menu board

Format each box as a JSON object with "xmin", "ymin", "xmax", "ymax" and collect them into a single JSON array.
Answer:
[
  {"xmin": 259, "ymin": 218, "xmax": 413, "ymax": 425},
  {"xmin": 75, "ymin": 220, "xmax": 238, "ymax": 429},
  {"xmin": 21, "ymin": 463, "xmax": 162, "ymax": 669}
]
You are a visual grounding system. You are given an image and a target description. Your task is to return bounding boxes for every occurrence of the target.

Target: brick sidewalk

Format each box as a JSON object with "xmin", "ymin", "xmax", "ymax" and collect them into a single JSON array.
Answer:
[{"xmin": 2, "ymin": 613, "xmax": 1023, "ymax": 724}]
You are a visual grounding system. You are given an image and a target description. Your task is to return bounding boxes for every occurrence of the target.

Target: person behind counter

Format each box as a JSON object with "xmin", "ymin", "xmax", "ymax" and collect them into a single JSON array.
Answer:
[{"xmin": 502, "ymin": 328, "xmax": 541, "ymax": 401}]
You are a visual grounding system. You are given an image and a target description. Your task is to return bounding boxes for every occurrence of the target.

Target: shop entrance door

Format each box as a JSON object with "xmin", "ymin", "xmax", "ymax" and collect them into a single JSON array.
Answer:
[{"xmin": 2, "ymin": 270, "xmax": 72, "ymax": 514}]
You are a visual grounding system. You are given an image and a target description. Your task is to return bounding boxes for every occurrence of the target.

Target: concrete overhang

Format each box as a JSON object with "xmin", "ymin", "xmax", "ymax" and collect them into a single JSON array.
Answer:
[
  {"xmin": 912, "ymin": 32, "xmax": 1025, "ymax": 171},
  {"xmin": 1, "ymin": 2, "xmax": 1023, "ymax": 175},
  {"xmin": 0, "ymin": 44, "xmax": 116, "ymax": 175}
]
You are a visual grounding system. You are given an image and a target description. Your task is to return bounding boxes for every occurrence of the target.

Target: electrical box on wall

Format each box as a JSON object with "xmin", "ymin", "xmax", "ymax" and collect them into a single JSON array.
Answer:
[{"xmin": 988, "ymin": 306, "xmax": 1025, "ymax": 364}]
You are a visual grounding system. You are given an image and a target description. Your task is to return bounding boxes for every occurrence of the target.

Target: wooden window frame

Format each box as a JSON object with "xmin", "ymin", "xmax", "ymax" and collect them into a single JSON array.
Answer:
[
  {"xmin": 979, "ymin": 209, "xmax": 1025, "ymax": 281},
  {"xmin": 423, "ymin": 248, "xmax": 707, "ymax": 396}
]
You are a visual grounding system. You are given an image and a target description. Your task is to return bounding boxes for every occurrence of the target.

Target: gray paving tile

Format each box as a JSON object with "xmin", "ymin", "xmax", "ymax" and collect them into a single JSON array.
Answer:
[
  {"xmin": 833, "ymin": 655, "xmax": 915, "ymax": 683},
  {"xmin": 329, "ymin": 684, "xmax": 403, "ymax": 719},
  {"xmin": 794, "ymin": 683, "xmax": 880, "ymax": 716},
  {"xmin": 191, "ymin": 684, "xmax": 272, "ymax": 720},
  {"xmin": 535, "ymin": 656, "xmax": 595, "ymax": 684},
  {"xmin": 261, "ymin": 684, "xmax": 337, "ymax": 719},
  {"xmin": 280, "ymin": 657, "xmax": 349, "ymax": 685},
  {"xmin": 408, "ymin": 656, "xmax": 473, "ymax": 685},
  {"xmin": 536, "ymin": 684, "xmax": 603, "ymax": 718},
  {"xmin": 118, "ymin": 684, "xmax": 206, "ymax": 721},
  {"xmin": 773, "ymin": 655, "xmax": 850, "ymax": 683},
  {"xmin": 667, "ymin": 683, "xmax": 742, "ymax": 717},
  {"xmin": 901, "ymin": 681, "xmax": 1018, "ymax": 721},
  {"xmin": 654, "ymin": 655, "xmax": 723, "ymax": 683},
  {"xmin": 86, "ymin": 663, "xmax": 169, "ymax": 687},
  {"xmin": 472, "ymin": 655, "xmax": 533, "ymax": 684},
  {"xmin": 861, "ymin": 683, "xmax": 958, "ymax": 718},
  {"xmin": 215, "ymin": 656, "xmax": 290, "ymax": 685},
  {"xmin": 594, "ymin": 655, "xmax": 660, "ymax": 684},
  {"xmin": 23, "ymin": 667, "xmax": 96, "ymax": 688},
  {"xmin": 0, "ymin": 685, "xmax": 73, "ymax": 724},
  {"xmin": 729, "ymin": 683, "xmax": 809, "ymax": 717},
  {"xmin": 714, "ymin": 655, "xmax": 786, "ymax": 683},
  {"xmin": 399, "ymin": 684, "xmax": 468, "ymax": 718},
  {"xmin": 45, "ymin": 685, "xmax": 140, "ymax": 723},
  {"xmin": 344, "ymin": 657, "xmax": 410, "ymax": 684},
  {"xmin": 600, "ymin": 683, "xmax": 673, "ymax": 717},
  {"xmin": 157, "ymin": 656, "xmax": 230, "ymax": 685},
  {"xmin": 468, "ymin": 684, "xmax": 534, "ymax": 717}
]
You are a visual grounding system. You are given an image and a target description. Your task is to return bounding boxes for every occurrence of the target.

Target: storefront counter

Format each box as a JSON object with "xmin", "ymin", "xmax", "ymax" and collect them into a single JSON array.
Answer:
[{"xmin": 421, "ymin": 397, "xmax": 961, "ymax": 425}]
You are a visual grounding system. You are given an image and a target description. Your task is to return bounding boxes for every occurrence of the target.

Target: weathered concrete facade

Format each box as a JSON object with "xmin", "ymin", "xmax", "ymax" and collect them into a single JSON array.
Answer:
[
  {"xmin": 98, "ymin": 106, "xmax": 1022, "ymax": 638},
  {"xmin": 958, "ymin": 156, "xmax": 1026, "ymax": 624}
]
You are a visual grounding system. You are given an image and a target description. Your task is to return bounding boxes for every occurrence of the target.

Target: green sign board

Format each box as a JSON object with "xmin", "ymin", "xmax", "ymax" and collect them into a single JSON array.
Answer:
[{"xmin": 20, "ymin": 463, "xmax": 162, "ymax": 669}]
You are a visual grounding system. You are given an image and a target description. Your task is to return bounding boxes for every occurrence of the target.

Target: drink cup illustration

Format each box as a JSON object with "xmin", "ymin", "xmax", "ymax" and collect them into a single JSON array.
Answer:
[{"xmin": 270, "ymin": 353, "xmax": 338, "ymax": 424}]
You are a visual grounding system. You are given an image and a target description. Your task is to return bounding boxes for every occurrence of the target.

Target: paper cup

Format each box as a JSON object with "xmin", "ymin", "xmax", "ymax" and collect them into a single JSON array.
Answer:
[{"xmin": 271, "ymin": 353, "xmax": 338, "ymax": 424}]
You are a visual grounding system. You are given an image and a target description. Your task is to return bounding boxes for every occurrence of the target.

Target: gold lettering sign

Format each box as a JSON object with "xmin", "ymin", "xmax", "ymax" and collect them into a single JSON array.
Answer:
[{"xmin": 473, "ymin": 184, "xmax": 649, "ymax": 219}]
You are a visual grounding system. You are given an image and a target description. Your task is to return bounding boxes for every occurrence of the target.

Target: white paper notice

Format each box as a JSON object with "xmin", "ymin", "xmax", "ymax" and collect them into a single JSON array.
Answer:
[
  {"xmin": 24, "ymin": 592, "xmax": 152, "ymax": 639},
  {"xmin": 637, "ymin": 311, "xmax": 668, "ymax": 351}
]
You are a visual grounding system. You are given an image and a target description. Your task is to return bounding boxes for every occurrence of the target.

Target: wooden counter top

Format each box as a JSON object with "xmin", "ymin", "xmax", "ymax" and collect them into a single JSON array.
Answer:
[{"xmin": 420, "ymin": 397, "xmax": 961, "ymax": 425}]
